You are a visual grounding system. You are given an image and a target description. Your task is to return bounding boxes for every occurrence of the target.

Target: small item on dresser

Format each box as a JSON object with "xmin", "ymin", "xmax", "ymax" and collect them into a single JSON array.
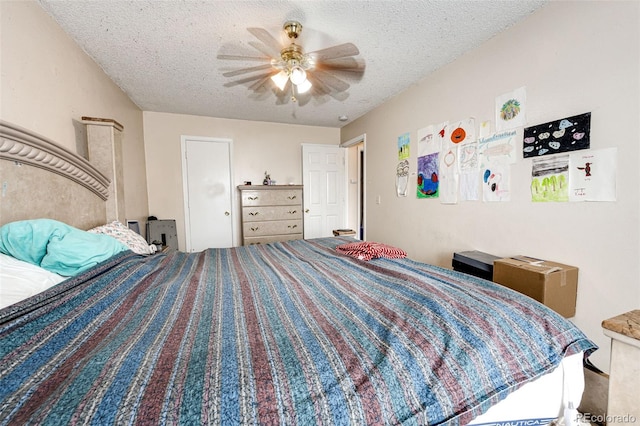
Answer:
[
  {"xmin": 333, "ymin": 229, "xmax": 356, "ymax": 237},
  {"xmin": 263, "ymin": 171, "xmax": 271, "ymax": 185}
]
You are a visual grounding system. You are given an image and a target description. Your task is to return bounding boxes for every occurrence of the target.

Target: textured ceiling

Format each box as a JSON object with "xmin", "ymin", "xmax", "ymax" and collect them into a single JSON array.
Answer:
[{"xmin": 37, "ymin": 0, "xmax": 548, "ymax": 128}]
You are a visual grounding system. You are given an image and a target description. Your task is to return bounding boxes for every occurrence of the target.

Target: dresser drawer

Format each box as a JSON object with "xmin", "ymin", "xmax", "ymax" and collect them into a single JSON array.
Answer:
[
  {"xmin": 241, "ymin": 189, "xmax": 302, "ymax": 206},
  {"xmin": 242, "ymin": 205, "xmax": 302, "ymax": 222},
  {"xmin": 243, "ymin": 234, "xmax": 302, "ymax": 245},
  {"xmin": 243, "ymin": 219, "xmax": 302, "ymax": 237}
]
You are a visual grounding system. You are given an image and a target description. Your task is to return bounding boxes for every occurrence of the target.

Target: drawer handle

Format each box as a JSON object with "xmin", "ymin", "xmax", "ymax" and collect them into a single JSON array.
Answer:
[
  {"xmin": 287, "ymin": 225, "xmax": 298, "ymax": 229},
  {"xmin": 287, "ymin": 195, "xmax": 297, "ymax": 200},
  {"xmin": 248, "ymin": 196, "xmax": 259, "ymax": 200},
  {"xmin": 288, "ymin": 210, "xmax": 297, "ymax": 214},
  {"xmin": 250, "ymin": 226, "xmax": 259, "ymax": 231},
  {"xmin": 249, "ymin": 211, "xmax": 260, "ymax": 216}
]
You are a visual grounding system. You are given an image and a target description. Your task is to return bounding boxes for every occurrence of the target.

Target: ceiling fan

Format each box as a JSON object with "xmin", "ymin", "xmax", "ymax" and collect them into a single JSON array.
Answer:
[{"xmin": 218, "ymin": 21, "xmax": 365, "ymax": 103}]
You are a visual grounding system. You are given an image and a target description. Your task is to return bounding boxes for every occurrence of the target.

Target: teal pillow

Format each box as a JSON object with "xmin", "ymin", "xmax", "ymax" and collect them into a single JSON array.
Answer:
[{"xmin": 0, "ymin": 219, "xmax": 128, "ymax": 276}]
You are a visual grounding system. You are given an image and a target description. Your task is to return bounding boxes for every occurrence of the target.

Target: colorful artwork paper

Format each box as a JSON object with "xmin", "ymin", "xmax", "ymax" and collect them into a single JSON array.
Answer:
[
  {"xmin": 417, "ymin": 125, "xmax": 439, "ymax": 156},
  {"xmin": 396, "ymin": 160, "xmax": 409, "ymax": 197},
  {"xmin": 417, "ymin": 153, "xmax": 439, "ymax": 199},
  {"xmin": 448, "ymin": 118, "xmax": 476, "ymax": 147},
  {"xmin": 531, "ymin": 154, "xmax": 569, "ymax": 202},
  {"xmin": 458, "ymin": 141, "xmax": 479, "ymax": 201},
  {"xmin": 458, "ymin": 141, "xmax": 478, "ymax": 173},
  {"xmin": 523, "ymin": 112, "xmax": 591, "ymax": 158},
  {"xmin": 434, "ymin": 122, "xmax": 449, "ymax": 152},
  {"xmin": 482, "ymin": 164, "xmax": 511, "ymax": 202},
  {"xmin": 479, "ymin": 120, "xmax": 492, "ymax": 138},
  {"xmin": 496, "ymin": 87, "xmax": 527, "ymax": 131},
  {"xmin": 569, "ymin": 148, "xmax": 617, "ymax": 202},
  {"xmin": 398, "ymin": 133, "xmax": 410, "ymax": 160},
  {"xmin": 478, "ymin": 130, "xmax": 518, "ymax": 168}
]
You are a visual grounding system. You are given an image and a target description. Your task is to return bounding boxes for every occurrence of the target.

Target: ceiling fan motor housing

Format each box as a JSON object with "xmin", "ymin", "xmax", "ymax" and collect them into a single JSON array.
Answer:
[{"xmin": 283, "ymin": 21, "xmax": 302, "ymax": 39}]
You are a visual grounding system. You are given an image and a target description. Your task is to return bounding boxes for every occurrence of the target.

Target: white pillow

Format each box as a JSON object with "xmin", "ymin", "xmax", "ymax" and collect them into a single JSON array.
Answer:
[
  {"xmin": 88, "ymin": 221, "xmax": 156, "ymax": 255},
  {"xmin": 0, "ymin": 253, "xmax": 65, "ymax": 309}
]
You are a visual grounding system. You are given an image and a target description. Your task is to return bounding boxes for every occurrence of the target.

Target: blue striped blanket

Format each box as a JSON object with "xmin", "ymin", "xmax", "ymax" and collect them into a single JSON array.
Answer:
[{"xmin": 0, "ymin": 237, "xmax": 596, "ymax": 425}]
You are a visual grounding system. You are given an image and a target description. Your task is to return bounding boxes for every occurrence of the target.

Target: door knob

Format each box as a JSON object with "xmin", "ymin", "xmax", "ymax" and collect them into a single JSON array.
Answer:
[
  {"xmin": 224, "ymin": 211, "xmax": 230, "ymax": 216},
  {"xmin": 305, "ymin": 209, "xmax": 310, "ymax": 213}
]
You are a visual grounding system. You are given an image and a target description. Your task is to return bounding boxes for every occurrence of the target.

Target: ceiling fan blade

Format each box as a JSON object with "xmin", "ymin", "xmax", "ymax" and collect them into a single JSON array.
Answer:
[
  {"xmin": 223, "ymin": 63, "xmax": 273, "ymax": 78},
  {"xmin": 217, "ymin": 54, "xmax": 271, "ymax": 62},
  {"xmin": 307, "ymin": 42, "xmax": 360, "ymax": 61},
  {"xmin": 249, "ymin": 74, "xmax": 275, "ymax": 92},
  {"xmin": 315, "ymin": 57, "xmax": 366, "ymax": 73},
  {"xmin": 305, "ymin": 74, "xmax": 332, "ymax": 95},
  {"xmin": 223, "ymin": 71, "xmax": 274, "ymax": 88},
  {"xmin": 310, "ymin": 70, "xmax": 350, "ymax": 92},
  {"xmin": 247, "ymin": 27, "xmax": 283, "ymax": 58},
  {"xmin": 247, "ymin": 41, "xmax": 282, "ymax": 60}
]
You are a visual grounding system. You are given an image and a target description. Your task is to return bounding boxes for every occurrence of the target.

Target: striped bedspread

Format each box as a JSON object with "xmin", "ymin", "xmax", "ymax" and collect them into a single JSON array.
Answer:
[{"xmin": 0, "ymin": 237, "xmax": 596, "ymax": 425}]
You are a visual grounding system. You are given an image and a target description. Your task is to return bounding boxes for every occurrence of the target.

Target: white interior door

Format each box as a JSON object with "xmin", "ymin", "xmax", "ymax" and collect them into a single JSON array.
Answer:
[
  {"xmin": 182, "ymin": 137, "xmax": 234, "ymax": 251},
  {"xmin": 302, "ymin": 144, "xmax": 346, "ymax": 239}
]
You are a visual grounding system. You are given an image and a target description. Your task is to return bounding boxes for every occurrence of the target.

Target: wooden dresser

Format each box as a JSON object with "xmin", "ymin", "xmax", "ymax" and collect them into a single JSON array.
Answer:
[{"xmin": 238, "ymin": 185, "xmax": 303, "ymax": 245}]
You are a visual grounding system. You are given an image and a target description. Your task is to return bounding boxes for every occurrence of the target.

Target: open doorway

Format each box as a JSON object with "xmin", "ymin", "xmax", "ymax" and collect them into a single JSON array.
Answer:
[
  {"xmin": 341, "ymin": 134, "xmax": 366, "ymax": 240},
  {"xmin": 358, "ymin": 145, "xmax": 364, "ymax": 240}
]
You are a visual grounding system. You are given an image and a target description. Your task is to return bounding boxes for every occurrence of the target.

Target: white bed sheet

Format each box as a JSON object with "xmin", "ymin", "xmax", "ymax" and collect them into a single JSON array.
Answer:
[
  {"xmin": 469, "ymin": 351, "xmax": 585, "ymax": 425},
  {"xmin": 0, "ymin": 253, "xmax": 65, "ymax": 309}
]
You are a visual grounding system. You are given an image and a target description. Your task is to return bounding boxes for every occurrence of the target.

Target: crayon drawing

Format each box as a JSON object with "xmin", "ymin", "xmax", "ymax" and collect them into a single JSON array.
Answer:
[
  {"xmin": 569, "ymin": 147, "xmax": 616, "ymax": 202},
  {"xmin": 417, "ymin": 153, "xmax": 439, "ymax": 199},
  {"xmin": 396, "ymin": 160, "xmax": 409, "ymax": 197},
  {"xmin": 448, "ymin": 118, "xmax": 476, "ymax": 146},
  {"xmin": 483, "ymin": 164, "xmax": 510, "ymax": 202},
  {"xmin": 417, "ymin": 125, "xmax": 439, "ymax": 156},
  {"xmin": 531, "ymin": 154, "xmax": 569, "ymax": 202},
  {"xmin": 496, "ymin": 87, "xmax": 526, "ymax": 131},
  {"xmin": 523, "ymin": 112, "xmax": 591, "ymax": 158},
  {"xmin": 398, "ymin": 133, "xmax": 410, "ymax": 160},
  {"xmin": 478, "ymin": 130, "xmax": 518, "ymax": 168}
]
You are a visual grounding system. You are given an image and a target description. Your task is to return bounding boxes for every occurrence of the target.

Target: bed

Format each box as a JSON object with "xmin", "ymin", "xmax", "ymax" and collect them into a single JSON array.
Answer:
[
  {"xmin": 0, "ymin": 121, "xmax": 597, "ymax": 425},
  {"xmin": 0, "ymin": 229, "xmax": 595, "ymax": 425}
]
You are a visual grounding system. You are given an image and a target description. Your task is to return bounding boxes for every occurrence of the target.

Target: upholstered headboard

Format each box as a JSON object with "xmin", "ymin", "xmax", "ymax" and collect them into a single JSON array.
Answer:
[{"xmin": 0, "ymin": 120, "xmax": 113, "ymax": 230}]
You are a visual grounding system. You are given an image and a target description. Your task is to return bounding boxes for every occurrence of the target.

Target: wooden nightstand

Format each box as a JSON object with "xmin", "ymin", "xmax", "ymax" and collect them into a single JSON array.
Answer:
[{"xmin": 601, "ymin": 310, "xmax": 640, "ymax": 420}]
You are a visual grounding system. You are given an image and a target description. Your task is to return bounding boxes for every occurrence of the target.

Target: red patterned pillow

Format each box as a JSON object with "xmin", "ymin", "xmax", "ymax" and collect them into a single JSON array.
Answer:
[{"xmin": 336, "ymin": 241, "xmax": 407, "ymax": 261}]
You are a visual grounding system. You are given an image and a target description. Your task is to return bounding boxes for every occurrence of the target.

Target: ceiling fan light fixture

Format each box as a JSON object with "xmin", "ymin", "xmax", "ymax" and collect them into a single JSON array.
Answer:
[
  {"xmin": 222, "ymin": 20, "xmax": 363, "ymax": 101},
  {"xmin": 296, "ymin": 78, "xmax": 312, "ymax": 94},
  {"xmin": 271, "ymin": 70, "xmax": 289, "ymax": 90},
  {"xmin": 289, "ymin": 66, "xmax": 307, "ymax": 85}
]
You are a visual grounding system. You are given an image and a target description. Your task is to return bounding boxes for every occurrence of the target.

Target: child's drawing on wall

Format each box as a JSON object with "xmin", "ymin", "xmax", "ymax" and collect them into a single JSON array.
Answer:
[
  {"xmin": 531, "ymin": 154, "xmax": 569, "ymax": 202},
  {"xmin": 398, "ymin": 133, "xmax": 410, "ymax": 160},
  {"xmin": 417, "ymin": 153, "xmax": 439, "ymax": 199}
]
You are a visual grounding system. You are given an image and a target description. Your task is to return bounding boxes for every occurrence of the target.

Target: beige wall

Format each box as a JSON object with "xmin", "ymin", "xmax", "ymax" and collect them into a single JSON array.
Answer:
[
  {"xmin": 0, "ymin": 1, "xmax": 148, "ymax": 227},
  {"xmin": 143, "ymin": 111, "xmax": 340, "ymax": 249},
  {"xmin": 342, "ymin": 1, "xmax": 640, "ymax": 372}
]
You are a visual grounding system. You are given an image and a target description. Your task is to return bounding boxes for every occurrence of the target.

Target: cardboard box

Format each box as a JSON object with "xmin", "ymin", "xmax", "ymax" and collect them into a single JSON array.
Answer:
[{"xmin": 493, "ymin": 256, "xmax": 578, "ymax": 318}]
